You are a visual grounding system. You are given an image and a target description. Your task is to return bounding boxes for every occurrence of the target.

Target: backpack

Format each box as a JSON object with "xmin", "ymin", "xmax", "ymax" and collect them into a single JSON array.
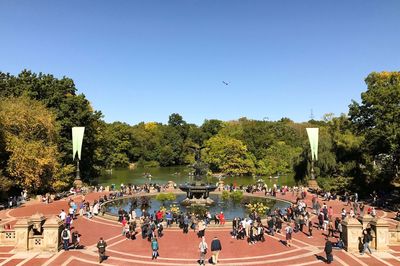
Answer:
[{"xmin": 62, "ymin": 230, "xmax": 68, "ymax": 238}]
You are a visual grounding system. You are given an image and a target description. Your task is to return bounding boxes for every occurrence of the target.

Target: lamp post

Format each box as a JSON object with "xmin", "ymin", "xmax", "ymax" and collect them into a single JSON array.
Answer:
[{"xmin": 72, "ymin": 127, "xmax": 85, "ymax": 188}]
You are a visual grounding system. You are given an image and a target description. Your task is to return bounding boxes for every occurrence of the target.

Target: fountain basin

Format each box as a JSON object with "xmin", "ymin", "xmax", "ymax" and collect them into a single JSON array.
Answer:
[{"xmin": 102, "ymin": 193, "xmax": 291, "ymax": 221}]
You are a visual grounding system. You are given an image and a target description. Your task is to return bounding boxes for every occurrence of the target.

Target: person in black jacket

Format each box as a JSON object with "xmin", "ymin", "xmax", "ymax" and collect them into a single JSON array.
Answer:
[
  {"xmin": 360, "ymin": 229, "xmax": 372, "ymax": 255},
  {"xmin": 210, "ymin": 236, "xmax": 222, "ymax": 265},
  {"xmin": 324, "ymin": 237, "xmax": 333, "ymax": 264},
  {"xmin": 97, "ymin": 237, "xmax": 107, "ymax": 263}
]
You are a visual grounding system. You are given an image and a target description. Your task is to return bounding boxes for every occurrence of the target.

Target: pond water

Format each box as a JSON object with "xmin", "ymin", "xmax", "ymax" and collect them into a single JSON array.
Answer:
[
  {"xmin": 103, "ymin": 194, "xmax": 291, "ymax": 221},
  {"xmin": 98, "ymin": 166, "xmax": 295, "ymax": 188}
]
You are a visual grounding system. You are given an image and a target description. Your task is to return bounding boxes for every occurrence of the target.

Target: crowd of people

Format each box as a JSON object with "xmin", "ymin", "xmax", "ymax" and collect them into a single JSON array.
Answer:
[{"xmin": 46, "ymin": 180, "xmax": 398, "ymax": 265}]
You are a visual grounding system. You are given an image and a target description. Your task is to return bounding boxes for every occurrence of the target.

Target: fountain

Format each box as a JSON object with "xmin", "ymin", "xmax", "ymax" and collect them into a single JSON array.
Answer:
[{"xmin": 179, "ymin": 147, "xmax": 217, "ymax": 206}]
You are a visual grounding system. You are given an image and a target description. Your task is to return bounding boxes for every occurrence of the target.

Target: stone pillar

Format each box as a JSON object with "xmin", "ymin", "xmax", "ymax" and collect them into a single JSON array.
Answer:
[
  {"xmin": 370, "ymin": 218, "xmax": 389, "ymax": 251},
  {"xmin": 397, "ymin": 222, "xmax": 400, "ymax": 243},
  {"xmin": 14, "ymin": 219, "xmax": 32, "ymax": 251},
  {"xmin": 42, "ymin": 216, "xmax": 63, "ymax": 253},
  {"xmin": 358, "ymin": 214, "xmax": 374, "ymax": 229},
  {"xmin": 341, "ymin": 217, "xmax": 363, "ymax": 253}
]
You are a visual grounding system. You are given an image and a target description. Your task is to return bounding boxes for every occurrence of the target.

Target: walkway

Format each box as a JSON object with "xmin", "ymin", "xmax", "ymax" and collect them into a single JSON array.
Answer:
[{"xmin": 0, "ymin": 190, "xmax": 399, "ymax": 266}]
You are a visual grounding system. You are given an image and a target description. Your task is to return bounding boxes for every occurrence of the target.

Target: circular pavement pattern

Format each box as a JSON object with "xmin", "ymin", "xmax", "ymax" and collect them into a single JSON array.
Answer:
[{"xmin": 0, "ymin": 190, "xmax": 399, "ymax": 266}]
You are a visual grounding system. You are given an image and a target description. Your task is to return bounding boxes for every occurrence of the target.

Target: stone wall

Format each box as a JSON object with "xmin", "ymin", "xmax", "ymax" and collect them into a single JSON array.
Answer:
[
  {"xmin": 389, "ymin": 222, "xmax": 400, "ymax": 245},
  {"xmin": 342, "ymin": 216, "xmax": 397, "ymax": 253},
  {"xmin": 0, "ymin": 213, "xmax": 63, "ymax": 253}
]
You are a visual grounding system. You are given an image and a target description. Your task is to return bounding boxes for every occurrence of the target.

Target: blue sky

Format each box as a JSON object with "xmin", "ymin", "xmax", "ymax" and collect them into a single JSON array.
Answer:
[{"xmin": 1, "ymin": 0, "xmax": 399, "ymax": 125}]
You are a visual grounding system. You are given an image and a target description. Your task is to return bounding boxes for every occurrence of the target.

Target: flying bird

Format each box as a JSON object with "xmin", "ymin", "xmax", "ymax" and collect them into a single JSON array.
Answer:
[{"xmin": 222, "ymin": 81, "xmax": 230, "ymax": 85}]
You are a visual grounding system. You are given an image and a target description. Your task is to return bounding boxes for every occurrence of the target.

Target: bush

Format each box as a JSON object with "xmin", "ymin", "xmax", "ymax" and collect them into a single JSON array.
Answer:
[
  {"xmin": 245, "ymin": 202, "xmax": 269, "ymax": 216},
  {"xmin": 187, "ymin": 205, "xmax": 207, "ymax": 216},
  {"xmin": 156, "ymin": 193, "xmax": 176, "ymax": 204},
  {"xmin": 230, "ymin": 191, "xmax": 243, "ymax": 203},
  {"xmin": 221, "ymin": 190, "xmax": 230, "ymax": 201},
  {"xmin": 317, "ymin": 176, "xmax": 353, "ymax": 193}
]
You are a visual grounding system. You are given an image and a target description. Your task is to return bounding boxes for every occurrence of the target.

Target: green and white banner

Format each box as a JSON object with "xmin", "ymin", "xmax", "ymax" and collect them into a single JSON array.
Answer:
[
  {"xmin": 72, "ymin": 127, "xmax": 85, "ymax": 160},
  {"xmin": 306, "ymin": 128, "xmax": 319, "ymax": 161}
]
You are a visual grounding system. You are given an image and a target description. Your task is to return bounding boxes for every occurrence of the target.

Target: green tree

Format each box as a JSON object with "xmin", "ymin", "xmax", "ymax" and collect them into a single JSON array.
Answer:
[
  {"xmin": 349, "ymin": 71, "xmax": 400, "ymax": 185},
  {"xmin": 203, "ymin": 134, "xmax": 255, "ymax": 175},
  {"xmin": 258, "ymin": 141, "xmax": 302, "ymax": 176},
  {"xmin": 201, "ymin": 119, "xmax": 223, "ymax": 140},
  {"xmin": 0, "ymin": 70, "xmax": 103, "ymax": 182}
]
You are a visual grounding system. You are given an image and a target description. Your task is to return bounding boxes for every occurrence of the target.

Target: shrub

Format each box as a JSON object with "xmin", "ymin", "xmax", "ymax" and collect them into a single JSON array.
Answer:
[
  {"xmin": 187, "ymin": 205, "xmax": 207, "ymax": 216},
  {"xmin": 230, "ymin": 191, "xmax": 243, "ymax": 203},
  {"xmin": 245, "ymin": 202, "xmax": 269, "ymax": 216},
  {"xmin": 221, "ymin": 190, "xmax": 230, "ymax": 201}
]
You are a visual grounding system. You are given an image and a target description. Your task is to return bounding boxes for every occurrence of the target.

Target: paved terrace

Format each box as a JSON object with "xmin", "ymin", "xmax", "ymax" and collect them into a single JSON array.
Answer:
[{"xmin": 0, "ymin": 189, "xmax": 399, "ymax": 266}]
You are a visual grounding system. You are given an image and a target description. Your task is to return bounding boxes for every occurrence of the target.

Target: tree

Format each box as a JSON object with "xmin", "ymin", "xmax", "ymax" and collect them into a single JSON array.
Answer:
[
  {"xmin": 0, "ymin": 70, "xmax": 103, "ymax": 182},
  {"xmin": 349, "ymin": 71, "xmax": 400, "ymax": 185},
  {"xmin": 0, "ymin": 96, "xmax": 74, "ymax": 193},
  {"xmin": 257, "ymin": 141, "xmax": 302, "ymax": 176},
  {"xmin": 201, "ymin": 119, "xmax": 223, "ymax": 140},
  {"xmin": 203, "ymin": 134, "xmax": 255, "ymax": 175}
]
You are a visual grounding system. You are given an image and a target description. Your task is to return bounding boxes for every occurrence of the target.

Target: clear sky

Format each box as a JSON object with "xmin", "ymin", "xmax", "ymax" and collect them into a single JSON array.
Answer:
[{"xmin": 1, "ymin": 1, "xmax": 399, "ymax": 125}]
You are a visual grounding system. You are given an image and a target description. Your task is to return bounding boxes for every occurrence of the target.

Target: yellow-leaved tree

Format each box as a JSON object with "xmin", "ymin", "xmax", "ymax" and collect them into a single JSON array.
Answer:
[{"xmin": 0, "ymin": 96, "xmax": 74, "ymax": 194}]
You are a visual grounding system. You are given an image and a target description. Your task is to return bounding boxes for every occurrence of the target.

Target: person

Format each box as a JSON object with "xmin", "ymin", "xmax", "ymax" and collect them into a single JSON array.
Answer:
[
  {"xmin": 61, "ymin": 227, "xmax": 71, "ymax": 251},
  {"xmin": 285, "ymin": 223, "xmax": 293, "ymax": 247},
  {"xmin": 308, "ymin": 219, "xmax": 313, "ymax": 238},
  {"xmin": 97, "ymin": 237, "xmax": 107, "ymax": 263},
  {"xmin": 198, "ymin": 236, "xmax": 208, "ymax": 266},
  {"xmin": 72, "ymin": 231, "xmax": 80, "ymax": 249},
  {"xmin": 157, "ymin": 222, "xmax": 164, "ymax": 238},
  {"xmin": 324, "ymin": 237, "xmax": 333, "ymax": 264},
  {"xmin": 210, "ymin": 236, "xmax": 222, "ymax": 265},
  {"xmin": 219, "ymin": 212, "xmax": 225, "ymax": 226},
  {"xmin": 327, "ymin": 219, "xmax": 334, "ymax": 237},
  {"xmin": 151, "ymin": 237, "xmax": 159, "ymax": 260},
  {"xmin": 395, "ymin": 210, "xmax": 400, "ymax": 221},
  {"xmin": 360, "ymin": 229, "xmax": 372, "ymax": 255},
  {"xmin": 371, "ymin": 207, "xmax": 376, "ymax": 217},
  {"xmin": 332, "ymin": 238, "xmax": 344, "ymax": 249},
  {"xmin": 198, "ymin": 219, "xmax": 206, "ymax": 238},
  {"xmin": 59, "ymin": 209, "xmax": 67, "ymax": 222}
]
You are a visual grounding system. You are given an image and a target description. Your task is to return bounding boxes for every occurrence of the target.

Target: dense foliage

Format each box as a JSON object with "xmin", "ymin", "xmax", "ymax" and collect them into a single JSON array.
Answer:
[{"xmin": 0, "ymin": 70, "xmax": 399, "ymax": 196}]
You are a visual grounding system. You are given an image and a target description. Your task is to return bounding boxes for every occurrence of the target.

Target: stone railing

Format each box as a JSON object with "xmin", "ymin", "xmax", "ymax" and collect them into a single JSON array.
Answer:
[
  {"xmin": 29, "ymin": 235, "xmax": 44, "ymax": 251},
  {"xmin": 0, "ymin": 213, "xmax": 63, "ymax": 253},
  {"xmin": 0, "ymin": 229, "xmax": 16, "ymax": 246},
  {"xmin": 389, "ymin": 222, "xmax": 400, "ymax": 244},
  {"xmin": 342, "ymin": 215, "xmax": 392, "ymax": 252}
]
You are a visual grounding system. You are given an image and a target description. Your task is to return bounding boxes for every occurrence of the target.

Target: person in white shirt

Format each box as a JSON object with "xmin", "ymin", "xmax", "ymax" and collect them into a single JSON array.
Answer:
[
  {"xmin": 198, "ymin": 236, "xmax": 208, "ymax": 266},
  {"xmin": 59, "ymin": 209, "xmax": 66, "ymax": 221},
  {"xmin": 285, "ymin": 223, "xmax": 293, "ymax": 247}
]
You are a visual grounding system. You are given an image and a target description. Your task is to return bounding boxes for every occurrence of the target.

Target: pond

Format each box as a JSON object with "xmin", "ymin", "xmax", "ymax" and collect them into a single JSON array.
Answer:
[
  {"xmin": 98, "ymin": 166, "xmax": 296, "ymax": 188},
  {"xmin": 103, "ymin": 193, "xmax": 291, "ymax": 221}
]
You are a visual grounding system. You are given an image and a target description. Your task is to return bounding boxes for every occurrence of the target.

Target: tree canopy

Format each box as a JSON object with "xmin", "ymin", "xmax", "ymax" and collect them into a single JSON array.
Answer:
[{"xmin": 0, "ymin": 70, "xmax": 399, "ymax": 196}]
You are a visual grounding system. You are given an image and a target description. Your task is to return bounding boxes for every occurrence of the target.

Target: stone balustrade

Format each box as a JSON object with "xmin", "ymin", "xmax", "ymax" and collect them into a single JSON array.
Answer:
[
  {"xmin": 0, "ymin": 229, "xmax": 16, "ymax": 246},
  {"xmin": 0, "ymin": 213, "xmax": 63, "ymax": 253},
  {"xmin": 342, "ymin": 215, "xmax": 395, "ymax": 253}
]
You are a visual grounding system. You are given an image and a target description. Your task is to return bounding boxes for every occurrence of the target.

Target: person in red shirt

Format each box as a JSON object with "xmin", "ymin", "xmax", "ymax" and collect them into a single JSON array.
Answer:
[
  {"xmin": 156, "ymin": 210, "xmax": 164, "ymax": 224},
  {"xmin": 219, "ymin": 212, "xmax": 225, "ymax": 226}
]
